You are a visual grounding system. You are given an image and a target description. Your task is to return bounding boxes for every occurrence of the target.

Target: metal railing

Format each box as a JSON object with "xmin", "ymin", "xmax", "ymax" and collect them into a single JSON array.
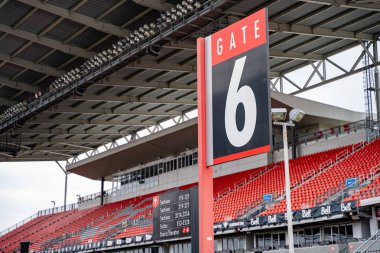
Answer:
[
  {"xmin": 353, "ymin": 230, "xmax": 380, "ymax": 253},
  {"xmin": 215, "ymin": 163, "xmax": 279, "ymax": 204},
  {"xmin": 273, "ymin": 120, "xmax": 368, "ymax": 151},
  {"xmin": 0, "ymin": 203, "xmax": 78, "ymax": 237},
  {"xmin": 0, "ymin": 212, "xmax": 38, "ymax": 236}
]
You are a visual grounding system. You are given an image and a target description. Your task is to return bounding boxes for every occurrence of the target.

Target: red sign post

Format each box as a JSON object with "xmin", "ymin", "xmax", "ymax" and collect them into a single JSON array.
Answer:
[{"xmin": 197, "ymin": 8, "xmax": 270, "ymax": 253}]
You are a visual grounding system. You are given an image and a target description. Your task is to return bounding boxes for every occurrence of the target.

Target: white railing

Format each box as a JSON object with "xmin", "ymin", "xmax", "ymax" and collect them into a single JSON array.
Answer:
[{"xmin": 353, "ymin": 230, "xmax": 380, "ymax": 253}]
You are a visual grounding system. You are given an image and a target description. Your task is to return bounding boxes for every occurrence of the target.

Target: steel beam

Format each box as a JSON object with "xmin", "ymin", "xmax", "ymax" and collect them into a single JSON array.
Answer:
[
  {"xmin": 0, "ymin": 23, "xmax": 94, "ymax": 59},
  {"xmin": 45, "ymin": 104, "xmax": 183, "ymax": 116},
  {"xmin": 297, "ymin": 0, "xmax": 380, "ymax": 11},
  {"xmin": 27, "ymin": 117, "xmax": 158, "ymax": 127},
  {"xmin": 132, "ymin": 0, "xmax": 172, "ymax": 11},
  {"xmin": 68, "ymin": 94, "xmax": 197, "ymax": 105},
  {"xmin": 269, "ymin": 21, "xmax": 374, "ymax": 41},
  {"xmin": 17, "ymin": 0, "xmax": 129, "ymax": 37},
  {"xmin": 0, "ymin": 76, "xmax": 38, "ymax": 93},
  {"xmin": 96, "ymin": 77, "xmax": 196, "ymax": 90},
  {"xmin": 0, "ymin": 53, "xmax": 64, "ymax": 76}
]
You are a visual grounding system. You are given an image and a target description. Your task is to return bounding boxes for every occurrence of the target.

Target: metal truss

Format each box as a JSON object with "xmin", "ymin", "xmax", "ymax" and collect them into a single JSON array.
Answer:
[
  {"xmin": 65, "ymin": 112, "xmax": 193, "ymax": 166},
  {"xmin": 270, "ymin": 39, "xmax": 380, "ymax": 95}
]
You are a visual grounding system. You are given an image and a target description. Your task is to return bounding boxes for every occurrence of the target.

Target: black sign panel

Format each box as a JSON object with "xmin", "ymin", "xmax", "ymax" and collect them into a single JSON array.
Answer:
[
  {"xmin": 153, "ymin": 187, "xmax": 198, "ymax": 241},
  {"xmin": 204, "ymin": 8, "xmax": 271, "ymax": 166},
  {"xmin": 212, "ymin": 47, "xmax": 271, "ymax": 162},
  {"xmin": 213, "ymin": 201, "xmax": 357, "ymax": 232}
]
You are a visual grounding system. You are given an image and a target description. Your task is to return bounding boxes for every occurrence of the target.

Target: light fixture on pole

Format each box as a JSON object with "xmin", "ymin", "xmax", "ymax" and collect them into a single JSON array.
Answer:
[
  {"xmin": 271, "ymin": 108, "xmax": 305, "ymax": 253},
  {"xmin": 51, "ymin": 200, "xmax": 55, "ymax": 209}
]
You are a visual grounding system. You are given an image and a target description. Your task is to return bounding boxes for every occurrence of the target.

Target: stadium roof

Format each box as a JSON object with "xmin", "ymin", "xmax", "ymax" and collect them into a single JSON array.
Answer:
[
  {"xmin": 0, "ymin": 0, "xmax": 379, "ymax": 162},
  {"xmin": 69, "ymin": 92, "xmax": 365, "ymax": 180}
]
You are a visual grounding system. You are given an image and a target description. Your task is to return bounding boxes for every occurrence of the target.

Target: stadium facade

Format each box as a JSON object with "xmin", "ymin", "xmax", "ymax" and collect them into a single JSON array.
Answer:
[{"xmin": 0, "ymin": 0, "xmax": 380, "ymax": 253}]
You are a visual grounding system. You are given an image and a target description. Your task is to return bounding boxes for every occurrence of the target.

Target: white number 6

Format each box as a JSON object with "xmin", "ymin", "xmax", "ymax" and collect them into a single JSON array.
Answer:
[{"xmin": 225, "ymin": 56, "xmax": 257, "ymax": 147}]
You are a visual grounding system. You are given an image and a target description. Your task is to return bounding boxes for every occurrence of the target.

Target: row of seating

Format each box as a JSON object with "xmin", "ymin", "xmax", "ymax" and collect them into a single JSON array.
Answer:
[
  {"xmin": 2, "ymin": 140, "xmax": 380, "ymax": 253},
  {"xmin": 213, "ymin": 145, "xmax": 352, "ymax": 222}
]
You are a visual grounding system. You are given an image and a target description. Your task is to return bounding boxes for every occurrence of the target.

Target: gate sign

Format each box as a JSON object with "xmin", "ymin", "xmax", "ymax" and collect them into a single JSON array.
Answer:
[{"xmin": 204, "ymin": 8, "xmax": 271, "ymax": 166}]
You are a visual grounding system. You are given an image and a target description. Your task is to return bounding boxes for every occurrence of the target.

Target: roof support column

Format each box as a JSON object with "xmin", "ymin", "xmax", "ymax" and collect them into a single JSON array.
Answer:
[
  {"xmin": 55, "ymin": 161, "xmax": 68, "ymax": 211},
  {"xmin": 374, "ymin": 36, "xmax": 380, "ymax": 122},
  {"xmin": 100, "ymin": 177, "xmax": 105, "ymax": 206}
]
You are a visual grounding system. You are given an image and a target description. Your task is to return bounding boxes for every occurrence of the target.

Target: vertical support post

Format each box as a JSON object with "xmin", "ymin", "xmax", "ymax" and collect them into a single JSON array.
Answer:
[
  {"xmin": 291, "ymin": 127, "xmax": 296, "ymax": 160},
  {"xmin": 374, "ymin": 37, "xmax": 380, "ymax": 122},
  {"xmin": 282, "ymin": 124, "xmax": 294, "ymax": 253},
  {"xmin": 197, "ymin": 37, "xmax": 214, "ymax": 253},
  {"xmin": 100, "ymin": 177, "xmax": 105, "ymax": 206},
  {"xmin": 64, "ymin": 172, "xmax": 68, "ymax": 211},
  {"xmin": 55, "ymin": 161, "xmax": 68, "ymax": 211}
]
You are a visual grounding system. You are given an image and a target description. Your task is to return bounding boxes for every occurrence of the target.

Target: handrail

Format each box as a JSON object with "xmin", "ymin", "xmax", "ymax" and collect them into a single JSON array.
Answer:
[
  {"xmin": 336, "ymin": 149, "xmax": 349, "ymax": 161},
  {"xmin": 217, "ymin": 187, "xmax": 231, "ymax": 199},
  {"xmin": 0, "ymin": 212, "xmax": 38, "ymax": 236},
  {"xmin": 353, "ymin": 229, "xmax": 380, "ymax": 253},
  {"xmin": 319, "ymin": 159, "xmax": 333, "ymax": 172},
  {"xmin": 273, "ymin": 119, "xmax": 368, "ymax": 151},
  {"xmin": 314, "ymin": 182, "xmax": 347, "ymax": 206},
  {"xmin": 234, "ymin": 178, "xmax": 246, "ymax": 189}
]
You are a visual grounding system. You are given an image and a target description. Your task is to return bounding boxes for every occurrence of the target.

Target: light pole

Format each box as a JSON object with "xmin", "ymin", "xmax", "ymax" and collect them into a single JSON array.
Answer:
[{"xmin": 272, "ymin": 108, "xmax": 305, "ymax": 253}]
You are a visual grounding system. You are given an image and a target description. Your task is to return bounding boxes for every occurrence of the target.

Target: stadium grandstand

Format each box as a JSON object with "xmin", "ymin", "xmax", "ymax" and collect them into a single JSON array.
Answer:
[{"xmin": 0, "ymin": 0, "xmax": 380, "ymax": 253}]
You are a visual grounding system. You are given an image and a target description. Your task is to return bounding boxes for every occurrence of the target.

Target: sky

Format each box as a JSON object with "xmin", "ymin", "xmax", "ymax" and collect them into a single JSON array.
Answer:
[{"xmin": 0, "ymin": 45, "xmax": 378, "ymax": 232}]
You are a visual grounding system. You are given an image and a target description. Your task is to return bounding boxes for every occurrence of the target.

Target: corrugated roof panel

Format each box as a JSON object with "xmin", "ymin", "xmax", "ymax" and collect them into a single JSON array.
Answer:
[
  {"xmin": 293, "ymin": 37, "xmax": 337, "ymax": 54},
  {"xmin": 13, "ymin": 91, "xmax": 30, "ymax": 102},
  {"xmin": 101, "ymin": 1, "xmax": 149, "ymax": 26},
  {"xmin": 271, "ymin": 59, "xmax": 306, "ymax": 72},
  {"xmin": 132, "ymin": 70, "xmax": 162, "ymax": 80},
  {"xmin": 274, "ymin": 3, "xmax": 324, "ymax": 23},
  {"xmin": 268, "ymin": 0, "xmax": 307, "ymax": 18},
  {"xmin": 174, "ymin": 73, "xmax": 196, "ymax": 84},
  {"xmin": 76, "ymin": 0, "xmax": 119, "ymax": 18},
  {"xmin": 16, "ymin": 43, "xmax": 52, "ymax": 62},
  {"xmin": 298, "ymin": 6, "xmax": 351, "ymax": 27},
  {"xmin": 18, "ymin": 9, "xmax": 59, "ymax": 34},
  {"xmin": 317, "ymin": 40, "xmax": 357, "ymax": 56},
  {"xmin": 126, "ymin": 10, "xmax": 160, "ymax": 31},
  {"xmin": 321, "ymin": 9, "xmax": 371, "ymax": 30},
  {"xmin": 14, "ymin": 70, "xmax": 45, "ymax": 85},
  {"xmin": 90, "ymin": 36, "xmax": 119, "ymax": 52},
  {"xmin": 155, "ymin": 72, "xmax": 187, "ymax": 82},
  {"xmin": 39, "ymin": 51, "xmax": 74, "ymax": 68},
  {"xmin": 343, "ymin": 14, "xmax": 380, "ymax": 33},
  {"xmin": 227, "ymin": 0, "xmax": 267, "ymax": 15},
  {"xmin": 0, "ymin": 1, "xmax": 33, "ymax": 27},
  {"xmin": 70, "ymin": 28, "xmax": 107, "ymax": 49},
  {"xmin": 365, "ymin": 25, "xmax": 380, "ymax": 35},
  {"xmin": 46, "ymin": 0, "xmax": 80, "ymax": 9},
  {"xmin": 0, "ymin": 86, "xmax": 18, "ymax": 98},
  {"xmin": 0, "ymin": 63, "xmax": 24, "ymax": 79},
  {"xmin": 45, "ymin": 19, "xmax": 85, "ymax": 42},
  {"xmin": 0, "ymin": 35, "xmax": 27, "ymax": 55},
  {"xmin": 272, "ymin": 34, "xmax": 316, "ymax": 51},
  {"xmin": 270, "ymin": 33, "xmax": 300, "ymax": 47},
  {"xmin": 166, "ymin": 50, "xmax": 196, "ymax": 65},
  {"xmin": 60, "ymin": 57, "xmax": 85, "ymax": 72}
]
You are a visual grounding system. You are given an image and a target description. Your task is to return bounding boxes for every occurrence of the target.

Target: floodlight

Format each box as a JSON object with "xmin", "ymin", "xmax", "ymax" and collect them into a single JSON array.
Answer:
[
  {"xmin": 289, "ymin": 108, "xmax": 305, "ymax": 123},
  {"xmin": 194, "ymin": 1, "xmax": 201, "ymax": 8},
  {"xmin": 272, "ymin": 108, "xmax": 287, "ymax": 122}
]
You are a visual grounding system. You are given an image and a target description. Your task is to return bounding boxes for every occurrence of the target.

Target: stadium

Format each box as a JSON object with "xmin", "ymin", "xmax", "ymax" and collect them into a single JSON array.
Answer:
[{"xmin": 0, "ymin": 0, "xmax": 380, "ymax": 252}]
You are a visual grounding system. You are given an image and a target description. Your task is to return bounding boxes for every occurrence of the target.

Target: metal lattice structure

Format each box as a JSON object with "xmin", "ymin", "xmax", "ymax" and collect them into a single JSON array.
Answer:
[{"xmin": 0, "ymin": 0, "xmax": 379, "ymax": 162}]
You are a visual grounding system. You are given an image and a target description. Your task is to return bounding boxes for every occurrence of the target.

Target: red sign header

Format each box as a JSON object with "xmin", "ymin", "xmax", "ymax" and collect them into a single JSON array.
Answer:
[{"xmin": 211, "ymin": 9, "xmax": 267, "ymax": 66}]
